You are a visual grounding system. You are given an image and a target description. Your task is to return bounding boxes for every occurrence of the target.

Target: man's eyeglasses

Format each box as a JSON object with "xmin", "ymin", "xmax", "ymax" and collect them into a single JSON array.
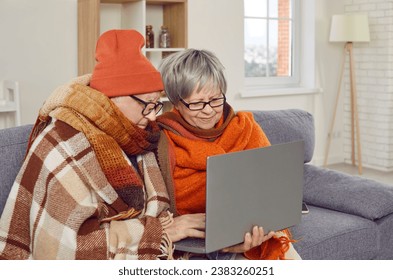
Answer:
[
  {"xmin": 131, "ymin": 96, "xmax": 164, "ymax": 116},
  {"xmin": 179, "ymin": 93, "xmax": 226, "ymax": 111}
]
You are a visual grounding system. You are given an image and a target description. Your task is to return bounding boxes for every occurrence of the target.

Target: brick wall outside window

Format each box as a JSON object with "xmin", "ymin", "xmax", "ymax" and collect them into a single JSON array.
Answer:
[{"xmin": 277, "ymin": 0, "xmax": 290, "ymax": 76}]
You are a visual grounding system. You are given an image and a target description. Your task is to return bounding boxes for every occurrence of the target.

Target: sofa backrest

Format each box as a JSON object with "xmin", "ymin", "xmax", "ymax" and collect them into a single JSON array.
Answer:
[
  {"xmin": 0, "ymin": 124, "xmax": 33, "ymax": 216},
  {"xmin": 251, "ymin": 109, "xmax": 315, "ymax": 163}
]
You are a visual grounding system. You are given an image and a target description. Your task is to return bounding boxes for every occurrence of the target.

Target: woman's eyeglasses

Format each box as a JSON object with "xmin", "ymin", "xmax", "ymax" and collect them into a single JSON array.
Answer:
[
  {"xmin": 179, "ymin": 93, "xmax": 226, "ymax": 111},
  {"xmin": 131, "ymin": 96, "xmax": 164, "ymax": 116}
]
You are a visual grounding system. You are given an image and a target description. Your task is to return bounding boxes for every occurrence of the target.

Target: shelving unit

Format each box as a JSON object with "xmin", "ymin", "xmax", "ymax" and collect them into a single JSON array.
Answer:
[
  {"xmin": 0, "ymin": 81, "xmax": 21, "ymax": 128},
  {"xmin": 145, "ymin": 48, "xmax": 185, "ymax": 68},
  {"xmin": 78, "ymin": 0, "xmax": 188, "ymax": 75}
]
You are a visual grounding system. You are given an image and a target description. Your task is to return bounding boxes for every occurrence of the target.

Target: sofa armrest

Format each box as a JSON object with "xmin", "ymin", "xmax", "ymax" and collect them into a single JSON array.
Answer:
[{"xmin": 303, "ymin": 164, "xmax": 393, "ymax": 220}]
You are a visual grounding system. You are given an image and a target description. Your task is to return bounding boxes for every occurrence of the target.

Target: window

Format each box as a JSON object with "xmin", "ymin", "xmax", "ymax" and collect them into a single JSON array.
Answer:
[{"xmin": 244, "ymin": 0, "xmax": 300, "ymax": 89}]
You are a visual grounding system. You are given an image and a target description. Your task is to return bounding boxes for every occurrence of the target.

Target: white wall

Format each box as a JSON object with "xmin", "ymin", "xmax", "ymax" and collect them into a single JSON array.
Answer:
[
  {"xmin": 0, "ymin": 0, "xmax": 349, "ymax": 167},
  {"xmin": 342, "ymin": 1, "xmax": 393, "ymax": 171},
  {"xmin": 314, "ymin": 1, "xmax": 346, "ymax": 165},
  {"xmin": 0, "ymin": 0, "xmax": 77, "ymax": 127}
]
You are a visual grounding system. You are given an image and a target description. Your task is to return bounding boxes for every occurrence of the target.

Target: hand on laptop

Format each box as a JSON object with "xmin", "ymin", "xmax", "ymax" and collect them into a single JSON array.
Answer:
[
  {"xmin": 164, "ymin": 213, "xmax": 206, "ymax": 243},
  {"xmin": 221, "ymin": 226, "xmax": 275, "ymax": 253}
]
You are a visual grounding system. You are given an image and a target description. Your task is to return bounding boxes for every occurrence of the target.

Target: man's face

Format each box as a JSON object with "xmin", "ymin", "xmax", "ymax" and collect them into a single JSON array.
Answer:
[{"xmin": 112, "ymin": 92, "xmax": 161, "ymax": 130}]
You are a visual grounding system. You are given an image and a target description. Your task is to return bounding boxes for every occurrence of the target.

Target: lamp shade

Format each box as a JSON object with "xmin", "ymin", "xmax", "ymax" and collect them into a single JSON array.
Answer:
[{"xmin": 329, "ymin": 14, "xmax": 370, "ymax": 42}]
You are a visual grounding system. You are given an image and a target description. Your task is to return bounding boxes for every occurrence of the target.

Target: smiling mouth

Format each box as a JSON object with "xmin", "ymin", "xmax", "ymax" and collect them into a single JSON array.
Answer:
[{"xmin": 200, "ymin": 117, "xmax": 214, "ymax": 122}]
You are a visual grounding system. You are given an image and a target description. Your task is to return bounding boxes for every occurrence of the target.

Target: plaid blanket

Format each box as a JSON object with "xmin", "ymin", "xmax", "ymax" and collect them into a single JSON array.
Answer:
[{"xmin": 0, "ymin": 77, "xmax": 173, "ymax": 260}]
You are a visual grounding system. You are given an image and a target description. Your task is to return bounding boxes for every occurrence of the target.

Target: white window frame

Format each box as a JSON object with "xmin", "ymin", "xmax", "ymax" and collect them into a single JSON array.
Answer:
[{"xmin": 242, "ymin": 0, "xmax": 317, "ymax": 97}]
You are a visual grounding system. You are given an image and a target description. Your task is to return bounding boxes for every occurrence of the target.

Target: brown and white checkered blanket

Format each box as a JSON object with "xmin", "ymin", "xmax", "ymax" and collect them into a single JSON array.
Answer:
[
  {"xmin": 0, "ymin": 76, "xmax": 173, "ymax": 260},
  {"xmin": 0, "ymin": 120, "xmax": 173, "ymax": 259}
]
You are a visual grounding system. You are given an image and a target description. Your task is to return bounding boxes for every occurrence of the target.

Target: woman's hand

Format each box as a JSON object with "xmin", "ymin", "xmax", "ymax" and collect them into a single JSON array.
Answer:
[
  {"xmin": 164, "ymin": 213, "xmax": 206, "ymax": 243},
  {"xmin": 221, "ymin": 226, "xmax": 275, "ymax": 253}
]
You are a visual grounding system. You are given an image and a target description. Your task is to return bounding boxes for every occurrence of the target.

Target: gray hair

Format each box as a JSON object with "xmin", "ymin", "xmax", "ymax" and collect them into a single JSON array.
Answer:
[{"xmin": 158, "ymin": 49, "xmax": 227, "ymax": 106}]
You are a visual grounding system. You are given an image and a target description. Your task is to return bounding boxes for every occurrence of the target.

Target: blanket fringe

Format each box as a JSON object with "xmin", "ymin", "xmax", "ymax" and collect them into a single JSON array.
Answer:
[
  {"xmin": 100, "ymin": 207, "xmax": 141, "ymax": 223},
  {"xmin": 157, "ymin": 211, "xmax": 175, "ymax": 259},
  {"xmin": 158, "ymin": 231, "xmax": 174, "ymax": 260}
]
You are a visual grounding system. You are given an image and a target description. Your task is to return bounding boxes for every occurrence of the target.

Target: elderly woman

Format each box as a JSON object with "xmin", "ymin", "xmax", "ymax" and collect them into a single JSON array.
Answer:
[
  {"xmin": 0, "ymin": 30, "xmax": 201, "ymax": 260},
  {"xmin": 157, "ymin": 49, "xmax": 300, "ymax": 260}
]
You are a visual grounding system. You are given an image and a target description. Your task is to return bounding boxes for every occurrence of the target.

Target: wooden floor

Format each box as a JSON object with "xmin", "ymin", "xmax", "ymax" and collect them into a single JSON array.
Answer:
[{"xmin": 326, "ymin": 163, "xmax": 393, "ymax": 186}]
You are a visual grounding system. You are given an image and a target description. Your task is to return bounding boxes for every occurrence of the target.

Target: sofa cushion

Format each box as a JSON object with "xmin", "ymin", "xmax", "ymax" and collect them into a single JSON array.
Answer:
[
  {"xmin": 303, "ymin": 164, "xmax": 393, "ymax": 220},
  {"xmin": 0, "ymin": 124, "xmax": 33, "ymax": 216},
  {"xmin": 375, "ymin": 213, "xmax": 393, "ymax": 259},
  {"xmin": 251, "ymin": 109, "xmax": 314, "ymax": 163},
  {"xmin": 291, "ymin": 205, "xmax": 378, "ymax": 259}
]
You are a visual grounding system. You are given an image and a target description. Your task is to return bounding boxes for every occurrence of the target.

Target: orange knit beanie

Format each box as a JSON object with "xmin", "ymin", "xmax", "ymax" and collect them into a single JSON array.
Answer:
[{"xmin": 90, "ymin": 29, "xmax": 164, "ymax": 97}]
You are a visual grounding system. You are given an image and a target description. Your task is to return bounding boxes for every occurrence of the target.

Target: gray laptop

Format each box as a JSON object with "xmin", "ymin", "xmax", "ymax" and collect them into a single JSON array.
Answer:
[{"xmin": 174, "ymin": 140, "xmax": 304, "ymax": 254}]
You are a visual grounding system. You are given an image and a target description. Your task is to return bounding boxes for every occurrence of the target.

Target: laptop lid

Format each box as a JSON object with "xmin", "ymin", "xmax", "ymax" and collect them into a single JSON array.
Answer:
[{"xmin": 174, "ymin": 140, "xmax": 304, "ymax": 254}]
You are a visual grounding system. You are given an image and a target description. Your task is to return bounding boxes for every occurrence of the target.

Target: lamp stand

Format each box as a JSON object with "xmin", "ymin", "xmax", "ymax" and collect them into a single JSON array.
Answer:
[{"xmin": 324, "ymin": 42, "xmax": 363, "ymax": 174}]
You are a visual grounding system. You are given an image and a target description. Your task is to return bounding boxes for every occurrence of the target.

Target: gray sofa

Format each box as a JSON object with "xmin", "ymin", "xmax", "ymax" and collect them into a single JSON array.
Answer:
[{"xmin": 1, "ymin": 109, "xmax": 393, "ymax": 259}]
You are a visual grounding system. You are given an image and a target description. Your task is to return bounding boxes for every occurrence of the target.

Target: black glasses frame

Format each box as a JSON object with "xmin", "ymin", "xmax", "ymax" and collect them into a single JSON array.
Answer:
[
  {"xmin": 179, "ymin": 93, "xmax": 226, "ymax": 111},
  {"xmin": 131, "ymin": 95, "xmax": 164, "ymax": 116}
]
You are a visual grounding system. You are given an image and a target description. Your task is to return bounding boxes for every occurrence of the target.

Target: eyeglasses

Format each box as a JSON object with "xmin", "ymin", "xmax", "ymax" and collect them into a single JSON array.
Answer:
[
  {"xmin": 179, "ymin": 93, "xmax": 226, "ymax": 111},
  {"xmin": 130, "ymin": 96, "xmax": 164, "ymax": 116}
]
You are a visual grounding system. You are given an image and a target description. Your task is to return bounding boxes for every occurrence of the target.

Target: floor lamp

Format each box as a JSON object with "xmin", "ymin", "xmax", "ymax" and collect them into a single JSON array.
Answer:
[{"xmin": 324, "ymin": 14, "xmax": 370, "ymax": 174}]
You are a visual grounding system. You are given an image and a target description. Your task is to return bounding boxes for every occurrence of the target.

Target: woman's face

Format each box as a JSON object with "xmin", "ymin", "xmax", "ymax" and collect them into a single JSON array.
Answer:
[
  {"xmin": 175, "ymin": 85, "xmax": 224, "ymax": 130},
  {"xmin": 111, "ymin": 92, "xmax": 161, "ymax": 130}
]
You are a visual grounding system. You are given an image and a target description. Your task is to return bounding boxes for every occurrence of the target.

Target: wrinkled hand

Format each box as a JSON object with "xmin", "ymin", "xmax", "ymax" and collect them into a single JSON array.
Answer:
[
  {"xmin": 221, "ymin": 226, "xmax": 275, "ymax": 253},
  {"xmin": 164, "ymin": 213, "xmax": 206, "ymax": 243}
]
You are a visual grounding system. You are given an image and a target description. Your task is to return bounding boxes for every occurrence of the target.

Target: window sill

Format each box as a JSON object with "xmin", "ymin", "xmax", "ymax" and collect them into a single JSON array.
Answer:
[{"xmin": 240, "ymin": 87, "xmax": 322, "ymax": 98}]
